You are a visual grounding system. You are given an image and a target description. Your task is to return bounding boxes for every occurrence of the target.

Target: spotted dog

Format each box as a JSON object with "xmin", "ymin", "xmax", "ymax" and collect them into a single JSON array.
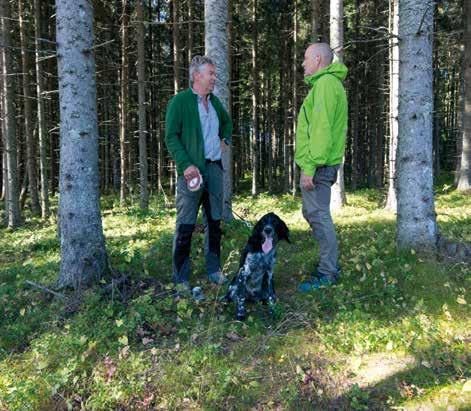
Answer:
[{"xmin": 225, "ymin": 213, "xmax": 290, "ymax": 320}]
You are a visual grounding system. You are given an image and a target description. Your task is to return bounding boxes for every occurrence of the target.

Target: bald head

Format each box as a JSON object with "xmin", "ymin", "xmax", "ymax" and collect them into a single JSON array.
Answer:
[
  {"xmin": 303, "ymin": 43, "xmax": 334, "ymax": 77},
  {"xmin": 308, "ymin": 43, "xmax": 333, "ymax": 66}
]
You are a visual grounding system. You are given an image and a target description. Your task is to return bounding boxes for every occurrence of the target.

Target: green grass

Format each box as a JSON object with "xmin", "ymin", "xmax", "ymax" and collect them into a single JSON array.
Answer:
[{"xmin": 0, "ymin": 187, "xmax": 470, "ymax": 410}]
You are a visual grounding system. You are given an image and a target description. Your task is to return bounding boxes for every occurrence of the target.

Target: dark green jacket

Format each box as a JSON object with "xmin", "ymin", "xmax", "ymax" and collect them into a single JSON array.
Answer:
[{"xmin": 165, "ymin": 88, "xmax": 232, "ymax": 175}]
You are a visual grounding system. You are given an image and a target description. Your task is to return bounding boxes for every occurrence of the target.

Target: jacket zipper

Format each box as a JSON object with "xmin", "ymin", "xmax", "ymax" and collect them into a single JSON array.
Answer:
[{"xmin": 303, "ymin": 106, "xmax": 311, "ymax": 140}]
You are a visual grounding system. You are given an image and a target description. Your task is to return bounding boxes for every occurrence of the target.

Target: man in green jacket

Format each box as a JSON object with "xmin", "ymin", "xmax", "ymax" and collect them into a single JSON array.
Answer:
[
  {"xmin": 295, "ymin": 43, "xmax": 348, "ymax": 292},
  {"xmin": 165, "ymin": 55, "xmax": 232, "ymax": 296}
]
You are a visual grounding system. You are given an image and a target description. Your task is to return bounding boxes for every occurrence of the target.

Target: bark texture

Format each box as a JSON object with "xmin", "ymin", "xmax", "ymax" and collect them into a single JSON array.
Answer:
[
  {"xmin": 0, "ymin": 0, "xmax": 21, "ymax": 228},
  {"xmin": 311, "ymin": 0, "xmax": 322, "ymax": 42},
  {"xmin": 251, "ymin": 0, "xmax": 259, "ymax": 196},
  {"xmin": 136, "ymin": 0, "xmax": 149, "ymax": 209},
  {"xmin": 173, "ymin": 0, "xmax": 180, "ymax": 93},
  {"xmin": 119, "ymin": 0, "xmax": 129, "ymax": 205},
  {"xmin": 19, "ymin": 0, "xmax": 40, "ymax": 216},
  {"xmin": 205, "ymin": 0, "xmax": 233, "ymax": 220},
  {"xmin": 396, "ymin": 0, "xmax": 437, "ymax": 251},
  {"xmin": 457, "ymin": 0, "xmax": 471, "ymax": 190},
  {"xmin": 385, "ymin": 0, "xmax": 399, "ymax": 210},
  {"xmin": 56, "ymin": 0, "xmax": 108, "ymax": 288},
  {"xmin": 34, "ymin": 0, "xmax": 50, "ymax": 219}
]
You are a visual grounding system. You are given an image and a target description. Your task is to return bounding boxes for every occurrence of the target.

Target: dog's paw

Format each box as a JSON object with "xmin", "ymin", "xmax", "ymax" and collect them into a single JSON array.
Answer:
[{"xmin": 236, "ymin": 306, "xmax": 247, "ymax": 321}]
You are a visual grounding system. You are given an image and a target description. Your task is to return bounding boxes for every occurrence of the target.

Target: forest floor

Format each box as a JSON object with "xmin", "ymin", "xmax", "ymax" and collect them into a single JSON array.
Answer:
[{"xmin": 0, "ymin": 181, "xmax": 470, "ymax": 410}]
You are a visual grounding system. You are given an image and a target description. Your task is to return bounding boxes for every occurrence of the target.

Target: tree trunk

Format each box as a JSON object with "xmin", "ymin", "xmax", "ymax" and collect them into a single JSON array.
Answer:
[
  {"xmin": 46, "ymin": 1, "xmax": 58, "ymax": 197},
  {"xmin": 155, "ymin": 1, "xmax": 164, "ymax": 192},
  {"xmin": 205, "ymin": 0, "xmax": 233, "ymax": 220},
  {"xmin": 267, "ymin": 75, "xmax": 273, "ymax": 193},
  {"xmin": 188, "ymin": 0, "xmax": 193, "ymax": 67},
  {"xmin": 1, "ymin": 81, "xmax": 6, "ymax": 208},
  {"xmin": 0, "ymin": 0, "xmax": 21, "ymax": 228},
  {"xmin": 350, "ymin": 0, "xmax": 360, "ymax": 190},
  {"xmin": 34, "ymin": 0, "xmax": 50, "ymax": 219},
  {"xmin": 173, "ymin": 0, "xmax": 180, "ymax": 94},
  {"xmin": 1, "ymin": 148, "xmax": 6, "ymax": 207},
  {"xmin": 457, "ymin": 0, "xmax": 471, "ymax": 190},
  {"xmin": 292, "ymin": 0, "xmax": 299, "ymax": 195},
  {"xmin": 136, "ymin": 0, "xmax": 149, "ymax": 209},
  {"xmin": 385, "ymin": 0, "xmax": 399, "ymax": 210},
  {"xmin": 18, "ymin": 0, "xmax": 40, "ymax": 216},
  {"xmin": 251, "ymin": 0, "xmax": 259, "ymax": 196},
  {"xmin": 396, "ymin": 0, "xmax": 437, "ymax": 251},
  {"xmin": 56, "ymin": 0, "xmax": 108, "ymax": 289},
  {"xmin": 329, "ymin": 0, "xmax": 346, "ymax": 210},
  {"xmin": 119, "ymin": 0, "xmax": 129, "ymax": 206},
  {"xmin": 170, "ymin": 0, "xmax": 180, "ymax": 193},
  {"xmin": 311, "ymin": 0, "xmax": 322, "ymax": 42},
  {"xmin": 375, "ymin": 46, "xmax": 385, "ymax": 189}
]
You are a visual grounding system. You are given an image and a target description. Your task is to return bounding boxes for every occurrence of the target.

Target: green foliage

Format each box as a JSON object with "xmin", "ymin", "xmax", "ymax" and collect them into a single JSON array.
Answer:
[{"xmin": 0, "ymin": 189, "xmax": 470, "ymax": 409}]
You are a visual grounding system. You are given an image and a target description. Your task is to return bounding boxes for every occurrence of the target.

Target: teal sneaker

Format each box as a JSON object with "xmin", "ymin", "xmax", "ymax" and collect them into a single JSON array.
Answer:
[
  {"xmin": 298, "ymin": 273, "xmax": 338, "ymax": 293},
  {"xmin": 175, "ymin": 282, "xmax": 205, "ymax": 302},
  {"xmin": 191, "ymin": 286, "xmax": 205, "ymax": 302}
]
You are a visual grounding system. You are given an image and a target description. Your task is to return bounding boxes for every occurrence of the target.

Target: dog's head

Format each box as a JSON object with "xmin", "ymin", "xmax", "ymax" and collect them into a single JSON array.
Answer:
[{"xmin": 250, "ymin": 212, "xmax": 290, "ymax": 254}]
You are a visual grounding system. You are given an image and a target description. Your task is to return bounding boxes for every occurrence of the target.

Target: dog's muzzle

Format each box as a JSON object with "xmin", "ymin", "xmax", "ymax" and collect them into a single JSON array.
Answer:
[{"xmin": 262, "ymin": 226, "xmax": 274, "ymax": 254}]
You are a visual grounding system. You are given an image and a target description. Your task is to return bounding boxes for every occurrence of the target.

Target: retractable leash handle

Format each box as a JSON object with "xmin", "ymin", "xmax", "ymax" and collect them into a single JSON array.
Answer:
[{"xmin": 187, "ymin": 170, "xmax": 203, "ymax": 192}]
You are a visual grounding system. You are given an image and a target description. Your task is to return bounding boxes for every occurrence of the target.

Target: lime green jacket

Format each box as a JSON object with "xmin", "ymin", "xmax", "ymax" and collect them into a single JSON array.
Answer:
[
  {"xmin": 295, "ymin": 63, "xmax": 348, "ymax": 177},
  {"xmin": 165, "ymin": 88, "xmax": 232, "ymax": 175}
]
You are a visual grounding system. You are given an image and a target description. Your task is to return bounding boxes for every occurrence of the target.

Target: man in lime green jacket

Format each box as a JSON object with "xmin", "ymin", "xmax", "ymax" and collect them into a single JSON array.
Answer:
[
  {"xmin": 165, "ymin": 56, "xmax": 232, "ymax": 296},
  {"xmin": 295, "ymin": 43, "xmax": 348, "ymax": 292}
]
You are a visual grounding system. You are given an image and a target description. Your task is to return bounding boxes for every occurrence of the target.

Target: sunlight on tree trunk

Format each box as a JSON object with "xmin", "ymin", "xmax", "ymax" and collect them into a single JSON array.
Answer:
[{"xmin": 386, "ymin": 0, "xmax": 399, "ymax": 210}]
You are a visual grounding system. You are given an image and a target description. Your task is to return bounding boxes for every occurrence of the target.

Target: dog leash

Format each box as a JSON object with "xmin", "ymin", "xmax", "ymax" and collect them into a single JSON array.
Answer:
[{"xmin": 199, "ymin": 179, "xmax": 253, "ymax": 229}]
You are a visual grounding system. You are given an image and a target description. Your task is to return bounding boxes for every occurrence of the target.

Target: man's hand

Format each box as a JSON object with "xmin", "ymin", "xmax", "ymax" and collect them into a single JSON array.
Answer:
[
  {"xmin": 300, "ymin": 171, "xmax": 314, "ymax": 191},
  {"xmin": 220, "ymin": 139, "xmax": 229, "ymax": 153},
  {"xmin": 183, "ymin": 165, "xmax": 200, "ymax": 181}
]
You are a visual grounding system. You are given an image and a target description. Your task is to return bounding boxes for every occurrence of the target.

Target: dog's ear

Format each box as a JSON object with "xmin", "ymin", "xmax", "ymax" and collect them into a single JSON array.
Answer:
[
  {"xmin": 253, "ymin": 217, "xmax": 265, "ymax": 235},
  {"xmin": 275, "ymin": 216, "xmax": 291, "ymax": 243}
]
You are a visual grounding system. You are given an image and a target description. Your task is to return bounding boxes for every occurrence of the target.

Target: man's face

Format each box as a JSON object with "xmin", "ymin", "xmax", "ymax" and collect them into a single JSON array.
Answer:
[
  {"xmin": 302, "ymin": 46, "xmax": 320, "ymax": 77},
  {"xmin": 194, "ymin": 64, "xmax": 216, "ymax": 94}
]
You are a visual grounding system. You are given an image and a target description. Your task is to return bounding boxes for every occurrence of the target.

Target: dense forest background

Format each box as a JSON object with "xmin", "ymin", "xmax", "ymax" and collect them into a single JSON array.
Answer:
[
  {"xmin": 0, "ymin": 0, "xmax": 467, "ymax": 225},
  {"xmin": 1, "ymin": 1, "xmax": 470, "ymax": 409}
]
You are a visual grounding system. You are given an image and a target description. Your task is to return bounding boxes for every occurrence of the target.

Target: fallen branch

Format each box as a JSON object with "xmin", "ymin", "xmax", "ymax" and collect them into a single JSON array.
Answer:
[{"xmin": 25, "ymin": 280, "xmax": 65, "ymax": 299}]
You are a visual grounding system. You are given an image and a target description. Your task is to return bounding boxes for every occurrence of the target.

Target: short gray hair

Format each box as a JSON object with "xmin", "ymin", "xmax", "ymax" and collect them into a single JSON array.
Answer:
[
  {"xmin": 189, "ymin": 55, "xmax": 215, "ymax": 84},
  {"xmin": 309, "ymin": 43, "xmax": 334, "ymax": 65}
]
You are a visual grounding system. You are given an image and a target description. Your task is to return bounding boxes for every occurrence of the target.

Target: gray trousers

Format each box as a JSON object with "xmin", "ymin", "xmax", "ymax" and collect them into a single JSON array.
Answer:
[
  {"xmin": 172, "ymin": 162, "xmax": 223, "ymax": 284},
  {"xmin": 301, "ymin": 165, "xmax": 340, "ymax": 279}
]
